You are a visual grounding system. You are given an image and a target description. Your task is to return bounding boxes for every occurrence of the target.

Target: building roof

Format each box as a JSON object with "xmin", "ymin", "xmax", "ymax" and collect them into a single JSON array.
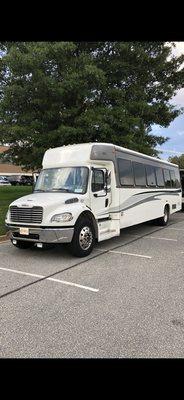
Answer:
[
  {"xmin": 0, "ymin": 145, "xmax": 10, "ymax": 153},
  {"xmin": 0, "ymin": 163, "xmax": 29, "ymax": 174},
  {"xmin": 0, "ymin": 145, "xmax": 33, "ymax": 174}
]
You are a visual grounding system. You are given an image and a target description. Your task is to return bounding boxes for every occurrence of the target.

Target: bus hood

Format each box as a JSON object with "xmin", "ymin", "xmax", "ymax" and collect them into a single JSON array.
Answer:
[{"xmin": 10, "ymin": 192, "xmax": 84, "ymax": 208}]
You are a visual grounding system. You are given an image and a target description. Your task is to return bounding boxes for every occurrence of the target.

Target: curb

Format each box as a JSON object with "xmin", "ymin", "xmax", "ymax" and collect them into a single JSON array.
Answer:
[{"xmin": 0, "ymin": 231, "xmax": 10, "ymax": 242}]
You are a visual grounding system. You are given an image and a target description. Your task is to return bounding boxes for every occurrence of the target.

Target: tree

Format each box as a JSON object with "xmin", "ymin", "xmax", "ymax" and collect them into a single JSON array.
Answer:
[
  {"xmin": 168, "ymin": 154, "xmax": 184, "ymax": 169},
  {"xmin": 0, "ymin": 41, "xmax": 184, "ymax": 170}
]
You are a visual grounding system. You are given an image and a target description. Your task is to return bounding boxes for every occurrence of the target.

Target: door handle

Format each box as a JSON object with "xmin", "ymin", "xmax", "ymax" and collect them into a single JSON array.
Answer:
[{"xmin": 105, "ymin": 198, "xmax": 108, "ymax": 207}]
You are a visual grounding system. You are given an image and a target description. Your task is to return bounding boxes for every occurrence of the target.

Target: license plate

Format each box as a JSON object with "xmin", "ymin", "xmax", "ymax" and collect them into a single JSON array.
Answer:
[{"xmin": 20, "ymin": 227, "xmax": 29, "ymax": 235}]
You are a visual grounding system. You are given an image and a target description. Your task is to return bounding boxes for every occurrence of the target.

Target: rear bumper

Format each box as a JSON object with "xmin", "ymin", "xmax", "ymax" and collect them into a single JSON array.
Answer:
[{"xmin": 6, "ymin": 224, "xmax": 74, "ymax": 243}]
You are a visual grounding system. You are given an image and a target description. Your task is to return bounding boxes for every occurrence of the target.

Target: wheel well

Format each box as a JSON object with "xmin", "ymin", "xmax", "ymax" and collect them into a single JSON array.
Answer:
[
  {"xmin": 75, "ymin": 211, "xmax": 98, "ymax": 239},
  {"xmin": 165, "ymin": 203, "xmax": 170, "ymax": 213}
]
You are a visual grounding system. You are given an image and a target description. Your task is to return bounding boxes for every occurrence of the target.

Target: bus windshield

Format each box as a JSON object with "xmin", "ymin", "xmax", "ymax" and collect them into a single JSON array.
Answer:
[{"xmin": 34, "ymin": 167, "xmax": 89, "ymax": 194}]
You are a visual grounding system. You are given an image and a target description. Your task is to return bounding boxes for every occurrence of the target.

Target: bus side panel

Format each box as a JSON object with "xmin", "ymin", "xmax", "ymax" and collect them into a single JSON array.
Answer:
[{"xmin": 119, "ymin": 189, "xmax": 181, "ymax": 229}]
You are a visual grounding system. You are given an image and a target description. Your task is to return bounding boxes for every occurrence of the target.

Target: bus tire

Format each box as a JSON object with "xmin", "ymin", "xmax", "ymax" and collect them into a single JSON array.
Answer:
[
  {"xmin": 156, "ymin": 205, "xmax": 170, "ymax": 226},
  {"xmin": 69, "ymin": 217, "xmax": 95, "ymax": 257},
  {"xmin": 11, "ymin": 240, "xmax": 34, "ymax": 249}
]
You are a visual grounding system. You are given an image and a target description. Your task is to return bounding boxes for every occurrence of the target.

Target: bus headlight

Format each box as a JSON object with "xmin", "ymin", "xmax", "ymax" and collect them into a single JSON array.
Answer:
[{"xmin": 51, "ymin": 212, "xmax": 73, "ymax": 222}]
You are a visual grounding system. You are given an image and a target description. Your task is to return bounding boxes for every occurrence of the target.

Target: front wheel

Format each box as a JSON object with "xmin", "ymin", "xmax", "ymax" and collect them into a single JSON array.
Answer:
[
  {"xmin": 156, "ymin": 206, "xmax": 170, "ymax": 226},
  {"xmin": 69, "ymin": 218, "xmax": 95, "ymax": 257}
]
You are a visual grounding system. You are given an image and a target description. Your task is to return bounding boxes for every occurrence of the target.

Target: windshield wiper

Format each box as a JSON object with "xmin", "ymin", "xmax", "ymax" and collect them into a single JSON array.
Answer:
[
  {"xmin": 34, "ymin": 189, "xmax": 46, "ymax": 192},
  {"xmin": 51, "ymin": 188, "xmax": 72, "ymax": 192}
]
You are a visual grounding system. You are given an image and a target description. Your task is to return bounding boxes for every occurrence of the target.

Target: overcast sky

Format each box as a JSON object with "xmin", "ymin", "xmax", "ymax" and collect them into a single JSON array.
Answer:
[{"xmin": 153, "ymin": 42, "xmax": 184, "ymax": 160}]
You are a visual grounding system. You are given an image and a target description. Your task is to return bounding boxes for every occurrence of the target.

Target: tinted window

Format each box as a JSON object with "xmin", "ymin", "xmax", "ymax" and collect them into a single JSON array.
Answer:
[
  {"xmin": 155, "ymin": 167, "xmax": 164, "ymax": 187},
  {"xmin": 181, "ymin": 174, "xmax": 184, "ymax": 195},
  {"xmin": 170, "ymin": 170, "xmax": 176, "ymax": 188},
  {"xmin": 175, "ymin": 169, "xmax": 181, "ymax": 188},
  {"xmin": 91, "ymin": 170, "xmax": 105, "ymax": 192},
  {"xmin": 133, "ymin": 162, "xmax": 146, "ymax": 187},
  {"xmin": 118, "ymin": 158, "xmax": 134, "ymax": 186},
  {"xmin": 163, "ymin": 169, "xmax": 171, "ymax": 188},
  {"xmin": 146, "ymin": 165, "xmax": 156, "ymax": 187}
]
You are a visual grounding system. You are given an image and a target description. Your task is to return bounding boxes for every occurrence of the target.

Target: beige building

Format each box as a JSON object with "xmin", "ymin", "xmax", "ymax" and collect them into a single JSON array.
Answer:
[{"xmin": 0, "ymin": 146, "xmax": 33, "ymax": 176}]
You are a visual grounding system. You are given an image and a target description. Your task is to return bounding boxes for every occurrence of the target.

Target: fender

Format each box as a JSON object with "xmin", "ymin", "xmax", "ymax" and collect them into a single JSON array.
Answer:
[{"xmin": 74, "ymin": 209, "xmax": 98, "ymax": 239}]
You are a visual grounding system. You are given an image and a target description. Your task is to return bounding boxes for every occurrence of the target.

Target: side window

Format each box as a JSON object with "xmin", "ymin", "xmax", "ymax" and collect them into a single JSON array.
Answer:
[
  {"xmin": 170, "ymin": 170, "xmax": 176, "ymax": 188},
  {"xmin": 181, "ymin": 171, "xmax": 184, "ymax": 191},
  {"xmin": 163, "ymin": 169, "xmax": 171, "ymax": 188},
  {"xmin": 132, "ymin": 162, "xmax": 146, "ymax": 187},
  {"xmin": 91, "ymin": 169, "xmax": 105, "ymax": 192},
  {"xmin": 117, "ymin": 158, "xmax": 134, "ymax": 186},
  {"xmin": 155, "ymin": 167, "xmax": 165, "ymax": 187},
  {"xmin": 146, "ymin": 165, "xmax": 156, "ymax": 187},
  {"xmin": 175, "ymin": 169, "xmax": 181, "ymax": 188}
]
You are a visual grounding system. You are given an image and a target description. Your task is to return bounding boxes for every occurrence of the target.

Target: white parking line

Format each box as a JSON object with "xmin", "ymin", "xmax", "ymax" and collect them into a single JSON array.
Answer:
[
  {"xmin": 144, "ymin": 236, "xmax": 177, "ymax": 242},
  {"xmin": 125, "ymin": 233, "xmax": 178, "ymax": 242},
  {"xmin": 109, "ymin": 250, "xmax": 152, "ymax": 259},
  {"xmin": 0, "ymin": 267, "xmax": 99, "ymax": 293},
  {"xmin": 94, "ymin": 248, "xmax": 107, "ymax": 252},
  {"xmin": 166, "ymin": 228, "xmax": 184, "ymax": 231}
]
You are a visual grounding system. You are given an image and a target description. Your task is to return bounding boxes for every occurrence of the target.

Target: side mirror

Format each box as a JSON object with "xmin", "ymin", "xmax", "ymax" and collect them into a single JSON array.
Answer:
[{"xmin": 93, "ymin": 189, "xmax": 106, "ymax": 197}]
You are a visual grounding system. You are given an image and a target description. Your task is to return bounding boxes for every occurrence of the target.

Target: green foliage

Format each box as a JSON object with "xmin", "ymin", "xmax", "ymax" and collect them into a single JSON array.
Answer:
[
  {"xmin": 0, "ymin": 41, "xmax": 184, "ymax": 169},
  {"xmin": 0, "ymin": 186, "xmax": 32, "ymax": 235},
  {"xmin": 168, "ymin": 154, "xmax": 184, "ymax": 169}
]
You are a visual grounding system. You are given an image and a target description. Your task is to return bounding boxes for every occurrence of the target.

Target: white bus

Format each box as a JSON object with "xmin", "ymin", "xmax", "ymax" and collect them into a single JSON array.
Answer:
[
  {"xmin": 5, "ymin": 143, "xmax": 182, "ymax": 257},
  {"xmin": 180, "ymin": 169, "xmax": 184, "ymax": 210}
]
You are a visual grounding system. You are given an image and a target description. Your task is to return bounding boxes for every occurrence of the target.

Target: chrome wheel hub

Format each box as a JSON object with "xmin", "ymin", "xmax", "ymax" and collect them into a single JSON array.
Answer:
[{"xmin": 79, "ymin": 226, "xmax": 93, "ymax": 250}]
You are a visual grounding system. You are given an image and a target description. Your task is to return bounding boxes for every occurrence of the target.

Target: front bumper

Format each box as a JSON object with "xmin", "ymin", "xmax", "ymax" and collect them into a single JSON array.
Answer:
[{"xmin": 6, "ymin": 224, "xmax": 74, "ymax": 243}]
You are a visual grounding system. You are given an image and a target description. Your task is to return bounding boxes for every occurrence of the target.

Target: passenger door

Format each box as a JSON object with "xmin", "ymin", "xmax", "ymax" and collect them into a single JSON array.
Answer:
[{"xmin": 90, "ymin": 168, "xmax": 111, "ymax": 219}]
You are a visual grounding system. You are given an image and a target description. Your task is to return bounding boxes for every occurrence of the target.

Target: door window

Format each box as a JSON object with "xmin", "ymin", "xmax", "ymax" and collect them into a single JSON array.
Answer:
[{"xmin": 91, "ymin": 170, "xmax": 105, "ymax": 192}]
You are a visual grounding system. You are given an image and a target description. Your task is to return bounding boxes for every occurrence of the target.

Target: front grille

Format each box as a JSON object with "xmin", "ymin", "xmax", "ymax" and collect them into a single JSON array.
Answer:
[{"xmin": 10, "ymin": 206, "xmax": 43, "ymax": 224}]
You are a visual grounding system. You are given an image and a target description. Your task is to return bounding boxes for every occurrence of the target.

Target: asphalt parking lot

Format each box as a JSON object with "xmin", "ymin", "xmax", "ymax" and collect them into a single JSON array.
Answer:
[{"xmin": 1, "ymin": 211, "xmax": 184, "ymax": 358}]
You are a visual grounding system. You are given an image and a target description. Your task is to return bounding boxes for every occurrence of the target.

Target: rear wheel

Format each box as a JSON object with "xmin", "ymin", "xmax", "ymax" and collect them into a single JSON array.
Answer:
[
  {"xmin": 156, "ymin": 206, "xmax": 170, "ymax": 226},
  {"xmin": 69, "ymin": 217, "xmax": 95, "ymax": 257},
  {"xmin": 11, "ymin": 239, "xmax": 34, "ymax": 249}
]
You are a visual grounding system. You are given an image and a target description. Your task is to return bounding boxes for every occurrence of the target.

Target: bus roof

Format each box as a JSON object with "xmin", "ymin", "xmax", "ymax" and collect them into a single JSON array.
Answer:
[
  {"xmin": 43, "ymin": 142, "xmax": 179, "ymax": 169},
  {"xmin": 90, "ymin": 142, "xmax": 179, "ymax": 168}
]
